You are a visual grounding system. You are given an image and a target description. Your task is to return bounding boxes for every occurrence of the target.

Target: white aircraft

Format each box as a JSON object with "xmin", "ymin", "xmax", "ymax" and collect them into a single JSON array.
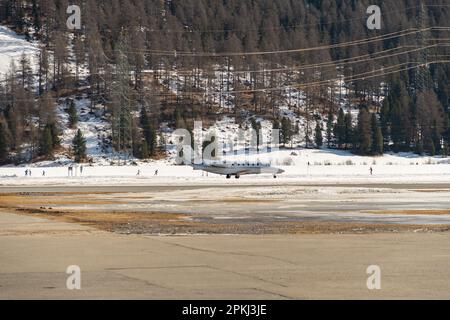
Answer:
[{"xmin": 193, "ymin": 162, "xmax": 284, "ymax": 179}]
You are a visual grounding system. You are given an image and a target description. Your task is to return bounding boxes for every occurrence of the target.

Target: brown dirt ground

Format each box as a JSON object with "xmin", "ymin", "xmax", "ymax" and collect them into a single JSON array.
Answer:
[{"xmin": 1, "ymin": 192, "xmax": 450, "ymax": 235}]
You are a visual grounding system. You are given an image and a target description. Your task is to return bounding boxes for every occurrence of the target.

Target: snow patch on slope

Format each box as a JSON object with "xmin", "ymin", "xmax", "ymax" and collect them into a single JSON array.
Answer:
[
  {"xmin": 56, "ymin": 96, "xmax": 114, "ymax": 165},
  {"xmin": 0, "ymin": 26, "xmax": 38, "ymax": 77}
]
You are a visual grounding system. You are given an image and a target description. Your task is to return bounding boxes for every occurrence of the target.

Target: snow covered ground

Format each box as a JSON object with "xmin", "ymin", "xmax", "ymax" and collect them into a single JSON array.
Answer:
[
  {"xmin": 0, "ymin": 26, "xmax": 38, "ymax": 77},
  {"xmin": 0, "ymin": 147, "xmax": 449, "ymax": 186},
  {"xmin": 56, "ymin": 96, "xmax": 113, "ymax": 165}
]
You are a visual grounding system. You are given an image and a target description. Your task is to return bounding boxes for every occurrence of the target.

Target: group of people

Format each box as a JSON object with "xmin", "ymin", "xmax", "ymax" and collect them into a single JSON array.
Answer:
[
  {"xmin": 137, "ymin": 169, "xmax": 159, "ymax": 176},
  {"xmin": 68, "ymin": 165, "xmax": 84, "ymax": 176},
  {"xmin": 24, "ymin": 166, "xmax": 160, "ymax": 178},
  {"xmin": 23, "ymin": 166, "xmax": 85, "ymax": 177},
  {"xmin": 25, "ymin": 169, "xmax": 48, "ymax": 176}
]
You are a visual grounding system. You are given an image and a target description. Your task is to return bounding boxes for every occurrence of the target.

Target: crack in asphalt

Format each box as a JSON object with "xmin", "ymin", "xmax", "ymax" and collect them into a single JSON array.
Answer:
[{"xmin": 148, "ymin": 237, "xmax": 298, "ymax": 266}]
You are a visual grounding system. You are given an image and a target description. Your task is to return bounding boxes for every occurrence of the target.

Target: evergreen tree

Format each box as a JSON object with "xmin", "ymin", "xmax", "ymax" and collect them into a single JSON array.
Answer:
[
  {"xmin": 315, "ymin": 122, "xmax": 323, "ymax": 149},
  {"xmin": 72, "ymin": 129, "xmax": 87, "ymax": 163},
  {"xmin": 140, "ymin": 107, "xmax": 157, "ymax": 156},
  {"xmin": 430, "ymin": 140, "xmax": 436, "ymax": 157},
  {"xmin": 141, "ymin": 140, "xmax": 149, "ymax": 159},
  {"xmin": 19, "ymin": 52, "xmax": 34, "ymax": 89},
  {"xmin": 344, "ymin": 111, "xmax": 353, "ymax": 150},
  {"xmin": 356, "ymin": 108, "xmax": 372, "ymax": 155},
  {"xmin": 281, "ymin": 117, "xmax": 293, "ymax": 147},
  {"xmin": 31, "ymin": 0, "xmax": 41, "ymax": 32},
  {"xmin": 431, "ymin": 120, "xmax": 441, "ymax": 154},
  {"xmin": 147, "ymin": 123, "xmax": 157, "ymax": 156},
  {"xmin": 47, "ymin": 123, "xmax": 60, "ymax": 148},
  {"xmin": 335, "ymin": 108, "xmax": 345, "ymax": 149},
  {"xmin": 68, "ymin": 101, "xmax": 78, "ymax": 128},
  {"xmin": 374, "ymin": 127, "xmax": 384, "ymax": 155},
  {"xmin": 416, "ymin": 139, "xmax": 424, "ymax": 155},
  {"xmin": 38, "ymin": 47, "xmax": 49, "ymax": 94},
  {"xmin": 326, "ymin": 112, "xmax": 334, "ymax": 148},
  {"xmin": 39, "ymin": 126, "xmax": 53, "ymax": 157},
  {"xmin": 0, "ymin": 123, "xmax": 9, "ymax": 164}
]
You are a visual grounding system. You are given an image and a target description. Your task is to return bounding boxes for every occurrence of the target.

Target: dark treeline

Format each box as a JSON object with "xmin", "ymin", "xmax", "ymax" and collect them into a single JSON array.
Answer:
[{"xmin": 0, "ymin": 0, "xmax": 449, "ymax": 164}]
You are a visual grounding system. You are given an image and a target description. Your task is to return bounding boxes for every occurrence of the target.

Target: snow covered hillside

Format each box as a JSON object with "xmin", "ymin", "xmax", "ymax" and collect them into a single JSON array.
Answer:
[
  {"xmin": 0, "ymin": 26, "xmax": 447, "ymax": 172},
  {"xmin": 0, "ymin": 26, "xmax": 38, "ymax": 76},
  {"xmin": 55, "ymin": 96, "xmax": 113, "ymax": 166}
]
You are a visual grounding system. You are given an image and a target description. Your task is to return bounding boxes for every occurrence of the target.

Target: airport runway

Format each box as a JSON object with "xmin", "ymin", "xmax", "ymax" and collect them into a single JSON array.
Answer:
[{"xmin": 1, "ymin": 211, "xmax": 450, "ymax": 299}]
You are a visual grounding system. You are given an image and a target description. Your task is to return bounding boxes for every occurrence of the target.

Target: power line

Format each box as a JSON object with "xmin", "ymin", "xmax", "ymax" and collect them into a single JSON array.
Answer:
[
  {"xmin": 89, "ymin": 3, "xmax": 450, "ymax": 35},
  {"xmin": 148, "ymin": 43, "xmax": 450, "ymax": 76},
  {"xmin": 102, "ymin": 28, "xmax": 430, "ymax": 56},
  {"xmin": 42, "ymin": 27, "xmax": 450, "ymax": 57},
  {"xmin": 2, "ymin": 56, "xmax": 449, "ymax": 103}
]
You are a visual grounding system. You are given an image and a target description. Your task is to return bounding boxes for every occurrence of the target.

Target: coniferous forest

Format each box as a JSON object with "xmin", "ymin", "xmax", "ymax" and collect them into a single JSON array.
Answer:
[{"xmin": 0, "ymin": 0, "xmax": 449, "ymax": 164}]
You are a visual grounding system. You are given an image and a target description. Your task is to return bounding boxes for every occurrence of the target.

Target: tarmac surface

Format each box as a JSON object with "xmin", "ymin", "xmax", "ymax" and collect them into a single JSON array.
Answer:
[{"xmin": 1, "ymin": 211, "xmax": 450, "ymax": 299}]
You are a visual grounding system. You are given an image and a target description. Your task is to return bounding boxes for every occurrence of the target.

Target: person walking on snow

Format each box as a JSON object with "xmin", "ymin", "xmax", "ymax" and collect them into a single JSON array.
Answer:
[{"xmin": 370, "ymin": 167, "xmax": 373, "ymax": 175}]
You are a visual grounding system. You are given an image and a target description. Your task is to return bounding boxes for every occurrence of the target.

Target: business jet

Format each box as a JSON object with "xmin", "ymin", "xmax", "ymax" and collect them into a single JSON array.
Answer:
[{"xmin": 193, "ymin": 162, "xmax": 284, "ymax": 179}]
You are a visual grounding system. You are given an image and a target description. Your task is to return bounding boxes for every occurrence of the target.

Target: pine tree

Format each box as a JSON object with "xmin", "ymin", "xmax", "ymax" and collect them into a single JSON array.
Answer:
[
  {"xmin": 39, "ymin": 126, "xmax": 53, "ymax": 157},
  {"xmin": 73, "ymin": 34, "xmax": 85, "ymax": 81},
  {"xmin": 416, "ymin": 139, "xmax": 424, "ymax": 155},
  {"xmin": 38, "ymin": 47, "xmax": 49, "ymax": 94},
  {"xmin": 72, "ymin": 129, "xmax": 87, "ymax": 163},
  {"xmin": 356, "ymin": 108, "xmax": 372, "ymax": 155},
  {"xmin": 430, "ymin": 140, "xmax": 436, "ymax": 157},
  {"xmin": 416, "ymin": 90, "xmax": 445, "ymax": 154},
  {"xmin": 31, "ymin": 0, "xmax": 41, "ymax": 32},
  {"xmin": 147, "ymin": 123, "xmax": 157, "ymax": 156},
  {"xmin": 326, "ymin": 112, "xmax": 334, "ymax": 148},
  {"xmin": 431, "ymin": 120, "xmax": 441, "ymax": 154},
  {"xmin": 374, "ymin": 127, "xmax": 384, "ymax": 155},
  {"xmin": 335, "ymin": 109, "xmax": 346, "ymax": 149},
  {"xmin": 19, "ymin": 52, "xmax": 34, "ymax": 89},
  {"xmin": 68, "ymin": 101, "xmax": 78, "ymax": 128},
  {"xmin": 281, "ymin": 117, "xmax": 292, "ymax": 147},
  {"xmin": 141, "ymin": 141, "xmax": 149, "ymax": 159},
  {"xmin": 0, "ymin": 123, "xmax": 9, "ymax": 164},
  {"xmin": 47, "ymin": 123, "xmax": 60, "ymax": 148},
  {"xmin": 111, "ymin": 33, "xmax": 133, "ymax": 155},
  {"xmin": 140, "ymin": 107, "xmax": 157, "ymax": 157},
  {"xmin": 344, "ymin": 111, "xmax": 353, "ymax": 150},
  {"xmin": 315, "ymin": 122, "xmax": 323, "ymax": 149}
]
